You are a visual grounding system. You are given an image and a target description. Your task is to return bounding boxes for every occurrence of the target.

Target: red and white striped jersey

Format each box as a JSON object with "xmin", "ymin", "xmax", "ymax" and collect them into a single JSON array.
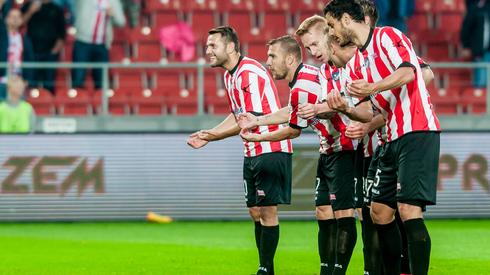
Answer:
[
  {"xmin": 347, "ymin": 27, "xmax": 441, "ymax": 142},
  {"xmin": 224, "ymin": 56, "xmax": 292, "ymax": 157},
  {"xmin": 288, "ymin": 64, "xmax": 322, "ymax": 128},
  {"xmin": 316, "ymin": 63, "xmax": 358, "ymax": 154}
]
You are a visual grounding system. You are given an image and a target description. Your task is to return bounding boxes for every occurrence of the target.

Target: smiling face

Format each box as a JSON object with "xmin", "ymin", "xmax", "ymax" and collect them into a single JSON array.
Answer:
[
  {"xmin": 299, "ymin": 23, "xmax": 330, "ymax": 63},
  {"xmin": 325, "ymin": 13, "xmax": 355, "ymax": 47},
  {"xmin": 266, "ymin": 43, "xmax": 288, "ymax": 80},
  {"xmin": 205, "ymin": 33, "xmax": 231, "ymax": 68}
]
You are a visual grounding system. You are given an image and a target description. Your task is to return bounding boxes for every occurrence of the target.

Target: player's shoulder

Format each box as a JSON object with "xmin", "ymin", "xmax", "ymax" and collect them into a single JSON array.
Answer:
[{"xmin": 237, "ymin": 56, "xmax": 267, "ymax": 75}]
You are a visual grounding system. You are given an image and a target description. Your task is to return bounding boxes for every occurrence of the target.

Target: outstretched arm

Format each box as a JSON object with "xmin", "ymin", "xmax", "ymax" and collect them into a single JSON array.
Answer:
[
  {"xmin": 240, "ymin": 126, "xmax": 301, "ymax": 142},
  {"xmin": 187, "ymin": 114, "xmax": 240, "ymax": 149}
]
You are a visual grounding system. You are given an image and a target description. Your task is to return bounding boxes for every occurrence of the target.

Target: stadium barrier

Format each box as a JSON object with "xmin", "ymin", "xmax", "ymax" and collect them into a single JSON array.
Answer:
[{"xmin": 0, "ymin": 132, "xmax": 488, "ymax": 221}]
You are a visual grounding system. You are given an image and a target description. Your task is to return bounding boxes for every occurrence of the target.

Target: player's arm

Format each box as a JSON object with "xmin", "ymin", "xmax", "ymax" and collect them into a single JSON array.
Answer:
[
  {"xmin": 327, "ymin": 89, "xmax": 373, "ymax": 122},
  {"xmin": 237, "ymin": 107, "xmax": 289, "ymax": 129},
  {"xmin": 421, "ymin": 65, "xmax": 434, "ymax": 86},
  {"xmin": 240, "ymin": 126, "xmax": 301, "ymax": 142},
  {"xmin": 297, "ymin": 102, "xmax": 336, "ymax": 120},
  {"xmin": 348, "ymin": 66, "xmax": 414, "ymax": 98},
  {"xmin": 187, "ymin": 114, "xmax": 240, "ymax": 149},
  {"xmin": 345, "ymin": 113, "xmax": 385, "ymax": 139}
]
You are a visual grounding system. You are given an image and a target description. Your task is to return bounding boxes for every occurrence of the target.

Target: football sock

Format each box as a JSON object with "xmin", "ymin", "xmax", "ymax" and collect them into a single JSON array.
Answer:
[
  {"xmin": 361, "ymin": 206, "xmax": 383, "ymax": 275},
  {"xmin": 332, "ymin": 217, "xmax": 357, "ymax": 275},
  {"xmin": 375, "ymin": 219, "xmax": 401, "ymax": 275},
  {"xmin": 257, "ymin": 225, "xmax": 279, "ymax": 275},
  {"xmin": 318, "ymin": 219, "xmax": 337, "ymax": 275},
  {"xmin": 404, "ymin": 218, "xmax": 431, "ymax": 275},
  {"xmin": 395, "ymin": 212, "xmax": 411, "ymax": 274}
]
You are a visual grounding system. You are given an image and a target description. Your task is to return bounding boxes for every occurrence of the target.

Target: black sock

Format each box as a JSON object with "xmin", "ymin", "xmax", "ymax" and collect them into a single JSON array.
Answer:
[
  {"xmin": 255, "ymin": 221, "xmax": 262, "ymax": 252},
  {"xmin": 375, "ymin": 219, "xmax": 401, "ymax": 275},
  {"xmin": 257, "ymin": 225, "xmax": 279, "ymax": 275},
  {"xmin": 318, "ymin": 219, "xmax": 337, "ymax": 275},
  {"xmin": 404, "ymin": 218, "xmax": 431, "ymax": 275},
  {"xmin": 332, "ymin": 217, "xmax": 357, "ymax": 275},
  {"xmin": 395, "ymin": 212, "xmax": 411, "ymax": 274},
  {"xmin": 361, "ymin": 206, "xmax": 383, "ymax": 275}
]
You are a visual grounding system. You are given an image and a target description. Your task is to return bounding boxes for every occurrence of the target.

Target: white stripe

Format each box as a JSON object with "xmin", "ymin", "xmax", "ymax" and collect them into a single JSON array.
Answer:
[
  {"xmin": 295, "ymin": 79, "xmax": 322, "ymax": 97},
  {"xmin": 296, "ymin": 91, "xmax": 309, "ymax": 128},
  {"xmin": 248, "ymin": 73, "xmax": 263, "ymax": 113}
]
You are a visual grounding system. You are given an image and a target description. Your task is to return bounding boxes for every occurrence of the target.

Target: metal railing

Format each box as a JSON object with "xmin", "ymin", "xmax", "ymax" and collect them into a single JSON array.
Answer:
[{"xmin": 2, "ymin": 61, "xmax": 490, "ymax": 116}]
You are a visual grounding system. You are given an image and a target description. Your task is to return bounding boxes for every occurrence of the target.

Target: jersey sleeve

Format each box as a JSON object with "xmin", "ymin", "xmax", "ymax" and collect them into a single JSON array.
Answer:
[
  {"xmin": 380, "ymin": 27, "xmax": 418, "ymax": 70},
  {"xmin": 289, "ymin": 88, "xmax": 319, "ymax": 129}
]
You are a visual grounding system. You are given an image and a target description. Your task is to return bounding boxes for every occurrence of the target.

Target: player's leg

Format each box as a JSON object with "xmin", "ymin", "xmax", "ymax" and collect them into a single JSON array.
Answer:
[
  {"xmin": 371, "ymin": 141, "xmax": 402, "ymax": 275},
  {"xmin": 315, "ymin": 155, "xmax": 336, "ymax": 275},
  {"xmin": 396, "ymin": 132, "xmax": 440, "ymax": 275},
  {"xmin": 255, "ymin": 152, "xmax": 292, "ymax": 275},
  {"xmin": 327, "ymin": 151, "xmax": 357, "ymax": 275},
  {"xmin": 353, "ymin": 145, "xmax": 367, "ymax": 272},
  {"xmin": 362, "ymin": 153, "xmax": 383, "ymax": 275},
  {"xmin": 244, "ymin": 157, "xmax": 263, "ymax": 268},
  {"xmin": 395, "ymin": 210, "xmax": 411, "ymax": 275}
]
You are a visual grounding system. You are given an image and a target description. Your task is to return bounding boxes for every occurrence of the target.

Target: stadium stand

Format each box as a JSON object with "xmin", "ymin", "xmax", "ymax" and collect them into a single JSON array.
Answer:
[{"xmin": 12, "ymin": 0, "xmax": 478, "ymax": 116}]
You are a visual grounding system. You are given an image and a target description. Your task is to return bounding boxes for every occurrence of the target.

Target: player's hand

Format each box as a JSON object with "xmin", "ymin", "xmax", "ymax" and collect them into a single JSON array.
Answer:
[
  {"xmin": 29, "ymin": 0, "xmax": 42, "ymax": 14},
  {"xmin": 239, "ymin": 128, "xmax": 261, "ymax": 142},
  {"xmin": 237, "ymin": 113, "xmax": 259, "ymax": 130},
  {"xmin": 345, "ymin": 121, "xmax": 369, "ymax": 139},
  {"xmin": 197, "ymin": 130, "xmax": 219, "ymax": 141},
  {"xmin": 348, "ymin": 79, "xmax": 375, "ymax": 98},
  {"xmin": 327, "ymin": 89, "xmax": 349, "ymax": 113},
  {"xmin": 297, "ymin": 103, "xmax": 318, "ymax": 120},
  {"xmin": 186, "ymin": 132, "xmax": 208, "ymax": 149}
]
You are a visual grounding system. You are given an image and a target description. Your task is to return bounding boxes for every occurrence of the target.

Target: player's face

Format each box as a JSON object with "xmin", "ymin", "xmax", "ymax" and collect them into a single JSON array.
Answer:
[
  {"xmin": 266, "ymin": 44, "xmax": 288, "ymax": 80},
  {"xmin": 205, "ymin": 34, "xmax": 229, "ymax": 68},
  {"xmin": 329, "ymin": 39, "xmax": 357, "ymax": 67},
  {"xmin": 325, "ymin": 13, "xmax": 353, "ymax": 47},
  {"xmin": 300, "ymin": 25, "xmax": 330, "ymax": 63}
]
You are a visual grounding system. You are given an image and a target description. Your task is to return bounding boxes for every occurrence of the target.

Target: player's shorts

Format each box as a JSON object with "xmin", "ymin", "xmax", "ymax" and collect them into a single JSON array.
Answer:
[
  {"xmin": 243, "ymin": 152, "xmax": 292, "ymax": 207},
  {"xmin": 315, "ymin": 151, "xmax": 356, "ymax": 211},
  {"xmin": 371, "ymin": 131, "xmax": 440, "ymax": 210},
  {"xmin": 354, "ymin": 144, "xmax": 365, "ymax": 208}
]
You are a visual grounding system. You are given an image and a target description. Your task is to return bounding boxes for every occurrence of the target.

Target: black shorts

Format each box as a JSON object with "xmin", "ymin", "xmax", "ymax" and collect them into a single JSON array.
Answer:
[
  {"xmin": 354, "ymin": 143, "xmax": 365, "ymax": 208},
  {"xmin": 371, "ymin": 131, "xmax": 440, "ymax": 209},
  {"xmin": 315, "ymin": 151, "xmax": 356, "ymax": 211},
  {"xmin": 364, "ymin": 145, "xmax": 381, "ymax": 205},
  {"xmin": 243, "ymin": 152, "xmax": 292, "ymax": 207}
]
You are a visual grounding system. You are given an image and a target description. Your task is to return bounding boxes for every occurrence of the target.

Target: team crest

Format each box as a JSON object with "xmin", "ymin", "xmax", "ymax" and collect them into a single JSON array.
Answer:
[{"xmin": 332, "ymin": 71, "xmax": 340, "ymax": 81}]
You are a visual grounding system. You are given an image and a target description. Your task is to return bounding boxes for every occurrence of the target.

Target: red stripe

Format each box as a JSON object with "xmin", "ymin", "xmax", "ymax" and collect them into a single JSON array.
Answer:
[{"xmin": 92, "ymin": 11, "xmax": 102, "ymax": 43}]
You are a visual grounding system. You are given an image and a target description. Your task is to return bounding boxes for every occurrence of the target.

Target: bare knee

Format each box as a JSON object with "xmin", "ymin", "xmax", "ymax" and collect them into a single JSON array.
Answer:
[
  {"xmin": 260, "ymin": 206, "xmax": 278, "ymax": 226},
  {"xmin": 370, "ymin": 202, "xmax": 395, "ymax": 225},
  {"xmin": 316, "ymin": 205, "xmax": 334, "ymax": 220},
  {"xmin": 334, "ymin": 208, "xmax": 355, "ymax": 219},
  {"xmin": 398, "ymin": 203, "xmax": 423, "ymax": 221},
  {"xmin": 249, "ymin": 207, "xmax": 260, "ymax": 221}
]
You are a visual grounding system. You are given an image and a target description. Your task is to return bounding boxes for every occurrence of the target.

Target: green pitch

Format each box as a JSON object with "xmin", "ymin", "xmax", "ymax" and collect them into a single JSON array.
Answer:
[{"xmin": 0, "ymin": 220, "xmax": 489, "ymax": 274}]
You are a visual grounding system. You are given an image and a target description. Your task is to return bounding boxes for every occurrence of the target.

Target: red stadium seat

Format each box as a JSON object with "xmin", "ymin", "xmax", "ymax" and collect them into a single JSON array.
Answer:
[
  {"xmin": 422, "ymin": 43, "xmax": 452, "ymax": 61},
  {"xmin": 145, "ymin": 0, "xmax": 182, "ymax": 12},
  {"xmin": 461, "ymin": 87, "xmax": 487, "ymax": 114},
  {"xmin": 150, "ymin": 71, "xmax": 184, "ymax": 92},
  {"xmin": 430, "ymin": 88, "xmax": 461, "ymax": 115},
  {"xmin": 131, "ymin": 89, "xmax": 166, "ymax": 115},
  {"xmin": 92, "ymin": 89, "xmax": 131, "ymax": 115},
  {"xmin": 199, "ymin": 71, "xmax": 228, "ymax": 115},
  {"xmin": 188, "ymin": 11, "xmax": 219, "ymax": 42},
  {"xmin": 110, "ymin": 42, "xmax": 129, "ymax": 62},
  {"xmin": 153, "ymin": 11, "xmax": 182, "ymax": 28},
  {"xmin": 258, "ymin": 11, "xmax": 290, "ymax": 39},
  {"xmin": 291, "ymin": 0, "xmax": 324, "ymax": 12},
  {"xmin": 222, "ymin": 0, "xmax": 257, "ymax": 11},
  {"xmin": 166, "ymin": 88, "xmax": 198, "ymax": 115},
  {"xmin": 130, "ymin": 27, "xmax": 159, "ymax": 43},
  {"xmin": 274, "ymin": 80, "xmax": 290, "ymax": 108},
  {"xmin": 111, "ymin": 69, "xmax": 147, "ymax": 92},
  {"xmin": 246, "ymin": 41, "xmax": 268, "ymax": 62},
  {"xmin": 224, "ymin": 11, "xmax": 256, "ymax": 42},
  {"xmin": 26, "ymin": 88, "xmax": 55, "ymax": 116},
  {"xmin": 414, "ymin": 0, "xmax": 435, "ymax": 12},
  {"xmin": 132, "ymin": 42, "xmax": 162, "ymax": 62},
  {"xmin": 185, "ymin": 0, "xmax": 217, "ymax": 11},
  {"xmin": 61, "ymin": 41, "xmax": 73, "ymax": 62},
  {"xmin": 55, "ymin": 88, "xmax": 93, "ymax": 116},
  {"xmin": 433, "ymin": 0, "xmax": 465, "ymax": 13},
  {"xmin": 113, "ymin": 26, "xmax": 130, "ymax": 44},
  {"xmin": 407, "ymin": 13, "xmax": 432, "ymax": 33},
  {"xmin": 262, "ymin": 0, "xmax": 292, "ymax": 11}
]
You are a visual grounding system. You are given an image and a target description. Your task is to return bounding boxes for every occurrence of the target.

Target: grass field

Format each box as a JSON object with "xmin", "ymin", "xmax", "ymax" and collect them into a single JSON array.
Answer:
[{"xmin": 0, "ymin": 220, "xmax": 489, "ymax": 274}]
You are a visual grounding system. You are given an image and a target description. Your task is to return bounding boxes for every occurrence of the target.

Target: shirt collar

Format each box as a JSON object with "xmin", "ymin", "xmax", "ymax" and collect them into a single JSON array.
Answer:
[
  {"xmin": 359, "ymin": 27, "xmax": 374, "ymax": 52},
  {"xmin": 229, "ymin": 56, "xmax": 244, "ymax": 75},
  {"xmin": 289, "ymin": 63, "xmax": 303, "ymax": 88}
]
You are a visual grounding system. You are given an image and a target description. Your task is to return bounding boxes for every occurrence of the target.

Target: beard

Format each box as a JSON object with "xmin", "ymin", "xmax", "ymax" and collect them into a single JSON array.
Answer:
[{"xmin": 338, "ymin": 28, "xmax": 354, "ymax": 47}]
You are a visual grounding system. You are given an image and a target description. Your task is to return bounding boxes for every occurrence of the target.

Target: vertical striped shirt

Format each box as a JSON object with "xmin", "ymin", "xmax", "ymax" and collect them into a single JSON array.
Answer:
[
  {"xmin": 348, "ymin": 27, "xmax": 440, "ymax": 142},
  {"xmin": 224, "ymin": 56, "xmax": 292, "ymax": 157}
]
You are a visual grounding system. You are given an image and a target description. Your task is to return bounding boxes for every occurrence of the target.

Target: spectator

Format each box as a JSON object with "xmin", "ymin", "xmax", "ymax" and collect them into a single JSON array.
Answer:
[
  {"xmin": 0, "ymin": 75, "xmax": 36, "ymax": 133},
  {"xmin": 461, "ymin": 0, "xmax": 490, "ymax": 88},
  {"xmin": 22, "ymin": 0, "xmax": 66, "ymax": 94},
  {"xmin": 0, "ymin": 9, "xmax": 35, "ymax": 100},
  {"xmin": 71, "ymin": 0, "xmax": 126, "ymax": 90},
  {"xmin": 121, "ymin": 0, "xmax": 140, "ymax": 28},
  {"xmin": 376, "ymin": 0, "xmax": 414, "ymax": 33},
  {"xmin": 0, "ymin": 0, "xmax": 12, "ymax": 99},
  {"xmin": 52, "ymin": 0, "xmax": 75, "ymax": 25}
]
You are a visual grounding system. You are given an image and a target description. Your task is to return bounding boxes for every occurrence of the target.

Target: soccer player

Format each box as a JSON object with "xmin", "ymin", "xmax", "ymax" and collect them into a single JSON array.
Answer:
[
  {"xmin": 186, "ymin": 26, "xmax": 292, "ymax": 275},
  {"xmin": 324, "ymin": 1, "xmax": 441, "ymax": 275}
]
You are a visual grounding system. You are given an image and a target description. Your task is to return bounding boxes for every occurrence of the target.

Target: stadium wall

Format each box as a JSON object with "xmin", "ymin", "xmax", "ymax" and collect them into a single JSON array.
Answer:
[{"xmin": 0, "ymin": 132, "xmax": 488, "ymax": 221}]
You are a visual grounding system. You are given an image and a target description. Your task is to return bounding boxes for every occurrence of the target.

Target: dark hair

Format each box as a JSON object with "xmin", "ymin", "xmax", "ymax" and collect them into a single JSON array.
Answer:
[
  {"xmin": 323, "ymin": 0, "xmax": 365, "ymax": 23},
  {"xmin": 357, "ymin": 0, "xmax": 378, "ymax": 27},
  {"xmin": 267, "ymin": 35, "xmax": 302, "ymax": 62},
  {"xmin": 208, "ymin": 26, "xmax": 240, "ymax": 52}
]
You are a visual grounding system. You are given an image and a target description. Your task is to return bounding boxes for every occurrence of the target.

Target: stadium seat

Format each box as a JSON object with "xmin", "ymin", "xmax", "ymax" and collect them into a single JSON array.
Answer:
[
  {"xmin": 145, "ymin": 0, "xmax": 182, "ymax": 12},
  {"xmin": 290, "ymin": 0, "xmax": 324, "ymax": 12},
  {"xmin": 150, "ymin": 71, "xmax": 184, "ymax": 92},
  {"xmin": 258, "ymin": 11, "xmax": 291, "ymax": 39},
  {"xmin": 166, "ymin": 88, "xmax": 198, "ymax": 115},
  {"xmin": 274, "ymin": 80, "xmax": 290, "ymax": 108},
  {"xmin": 262, "ymin": 0, "xmax": 292, "ymax": 11},
  {"xmin": 433, "ymin": 0, "xmax": 465, "ymax": 13},
  {"xmin": 407, "ymin": 13, "xmax": 432, "ymax": 33},
  {"xmin": 246, "ymin": 41, "xmax": 268, "ymax": 62},
  {"xmin": 110, "ymin": 42, "xmax": 129, "ymax": 62},
  {"xmin": 131, "ymin": 89, "xmax": 166, "ymax": 115},
  {"xmin": 130, "ymin": 27, "xmax": 159, "ymax": 43},
  {"xmin": 184, "ymin": 0, "xmax": 217, "ymax": 11},
  {"xmin": 55, "ymin": 88, "xmax": 93, "ymax": 116},
  {"xmin": 26, "ymin": 88, "xmax": 55, "ymax": 116},
  {"xmin": 430, "ymin": 88, "xmax": 462, "ymax": 115},
  {"xmin": 434, "ymin": 13, "xmax": 463, "ymax": 43},
  {"xmin": 199, "ymin": 71, "xmax": 229, "ymax": 115},
  {"xmin": 92, "ymin": 89, "xmax": 131, "ymax": 115},
  {"xmin": 224, "ymin": 11, "xmax": 257, "ymax": 42},
  {"xmin": 153, "ymin": 11, "xmax": 182, "ymax": 28},
  {"xmin": 61, "ymin": 41, "xmax": 73, "ymax": 62},
  {"xmin": 132, "ymin": 42, "xmax": 162, "ymax": 62},
  {"xmin": 188, "ymin": 11, "xmax": 219, "ymax": 42},
  {"xmin": 222, "ymin": 0, "xmax": 257, "ymax": 11},
  {"xmin": 112, "ymin": 26, "xmax": 130, "ymax": 44},
  {"xmin": 461, "ymin": 87, "xmax": 487, "ymax": 114},
  {"xmin": 422, "ymin": 43, "xmax": 452, "ymax": 61},
  {"xmin": 414, "ymin": 0, "xmax": 435, "ymax": 12}
]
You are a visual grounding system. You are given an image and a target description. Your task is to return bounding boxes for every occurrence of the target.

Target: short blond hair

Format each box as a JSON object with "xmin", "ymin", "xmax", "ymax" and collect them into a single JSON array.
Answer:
[{"xmin": 295, "ymin": 15, "xmax": 327, "ymax": 37}]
